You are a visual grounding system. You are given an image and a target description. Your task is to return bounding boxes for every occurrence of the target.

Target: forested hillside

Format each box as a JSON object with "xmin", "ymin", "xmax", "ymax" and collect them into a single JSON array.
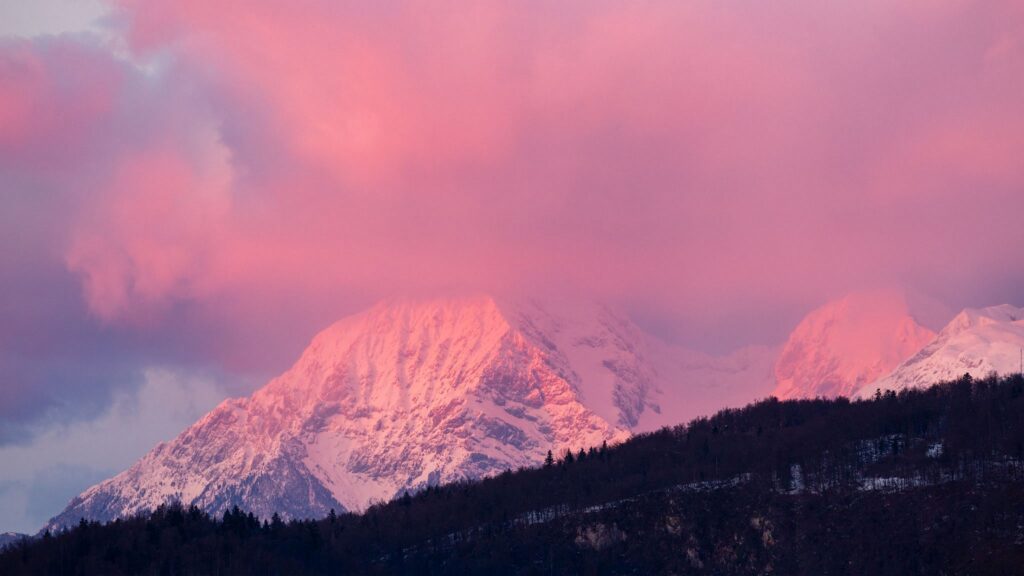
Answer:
[{"xmin": 4, "ymin": 373, "xmax": 1024, "ymax": 575}]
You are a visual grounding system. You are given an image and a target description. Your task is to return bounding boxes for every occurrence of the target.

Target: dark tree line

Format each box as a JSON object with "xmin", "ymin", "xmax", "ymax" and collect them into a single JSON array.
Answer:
[{"xmin": 3, "ymin": 373, "xmax": 1024, "ymax": 575}]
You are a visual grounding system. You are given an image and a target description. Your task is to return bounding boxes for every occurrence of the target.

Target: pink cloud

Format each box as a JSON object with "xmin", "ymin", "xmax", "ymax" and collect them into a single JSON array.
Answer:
[
  {"xmin": 0, "ymin": 37, "xmax": 123, "ymax": 169},
  {"xmin": 2, "ymin": 0, "xmax": 1023, "ymax": 364},
  {"xmin": 66, "ymin": 142, "xmax": 233, "ymax": 323}
]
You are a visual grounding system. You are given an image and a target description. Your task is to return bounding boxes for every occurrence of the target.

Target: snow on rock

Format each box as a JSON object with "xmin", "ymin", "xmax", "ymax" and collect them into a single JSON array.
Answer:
[
  {"xmin": 854, "ymin": 305, "xmax": 1024, "ymax": 399},
  {"xmin": 772, "ymin": 291, "xmax": 936, "ymax": 399},
  {"xmin": 47, "ymin": 296, "xmax": 776, "ymax": 530}
]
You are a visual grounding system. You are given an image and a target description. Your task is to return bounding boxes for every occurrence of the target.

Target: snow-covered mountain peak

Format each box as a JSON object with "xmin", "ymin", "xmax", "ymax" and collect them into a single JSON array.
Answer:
[
  {"xmin": 855, "ymin": 304, "xmax": 1024, "ymax": 399},
  {"xmin": 937, "ymin": 304, "xmax": 1024, "ymax": 339},
  {"xmin": 772, "ymin": 291, "xmax": 936, "ymax": 399},
  {"xmin": 58, "ymin": 292, "xmax": 1024, "ymax": 531},
  {"xmin": 50, "ymin": 296, "xmax": 779, "ymax": 531},
  {"xmin": 255, "ymin": 296, "xmax": 515, "ymax": 410}
]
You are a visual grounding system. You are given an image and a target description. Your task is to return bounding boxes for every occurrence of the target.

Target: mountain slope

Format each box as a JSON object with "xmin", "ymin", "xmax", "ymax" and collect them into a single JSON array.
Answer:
[
  {"xmin": 772, "ymin": 291, "xmax": 935, "ymax": 399},
  {"xmin": 48, "ymin": 297, "xmax": 774, "ymax": 529},
  {"xmin": 856, "ymin": 305, "xmax": 1024, "ymax": 398}
]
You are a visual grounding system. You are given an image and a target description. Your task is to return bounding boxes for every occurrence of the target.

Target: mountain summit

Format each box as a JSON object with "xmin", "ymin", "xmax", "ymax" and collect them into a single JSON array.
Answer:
[
  {"xmin": 49, "ymin": 297, "xmax": 774, "ymax": 529},
  {"xmin": 772, "ymin": 291, "xmax": 936, "ymax": 399},
  {"xmin": 856, "ymin": 304, "xmax": 1024, "ymax": 398}
]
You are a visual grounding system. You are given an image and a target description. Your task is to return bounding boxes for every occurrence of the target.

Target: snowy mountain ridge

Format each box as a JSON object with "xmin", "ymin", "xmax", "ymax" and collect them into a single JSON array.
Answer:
[
  {"xmin": 48, "ymin": 296, "xmax": 774, "ymax": 530},
  {"xmin": 47, "ymin": 293, "xmax": 1024, "ymax": 531},
  {"xmin": 855, "ymin": 305, "xmax": 1024, "ymax": 399}
]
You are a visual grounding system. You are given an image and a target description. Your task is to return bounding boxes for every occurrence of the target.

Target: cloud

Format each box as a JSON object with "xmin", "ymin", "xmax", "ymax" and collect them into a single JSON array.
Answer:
[
  {"xmin": 75, "ymin": 0, "xmax": 1024, "ymax": 326},
  {"xmin": 0, "ymin": 369, "xmax": 226, "ymax": 533},
  {"xmin": 0, "ymin": 0, "xmax": 108, "ymax": 39},
  {"xmin": 0, "ymin": 34, "xmax": 239, "ymax": 437},
  {"xmin": 65, "ymin": 134, "xmax": 233, "ymax": 323}
]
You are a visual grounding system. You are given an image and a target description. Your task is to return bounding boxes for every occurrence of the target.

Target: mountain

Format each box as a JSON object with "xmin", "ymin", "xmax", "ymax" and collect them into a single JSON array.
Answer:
[
  {"xmin": 855, "ymin": 304, "xmax": 1024, "ymax": 398},
  {"xmin": 772, "ymin": 291, "xmax": 936, "ymax": 399},
  {"xmin": 48, "ymin": 297, "xmax": 775, "ymax": 529}
]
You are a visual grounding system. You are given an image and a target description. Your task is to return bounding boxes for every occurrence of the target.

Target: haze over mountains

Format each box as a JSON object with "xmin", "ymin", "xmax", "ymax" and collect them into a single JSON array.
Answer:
[{"xmin": 45, "ymin": 293, "xmax": 1024, "ymax": 530}]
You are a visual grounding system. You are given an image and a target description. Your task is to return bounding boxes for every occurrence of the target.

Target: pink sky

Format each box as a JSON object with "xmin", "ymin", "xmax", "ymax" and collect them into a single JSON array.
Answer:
[{"xmin": 1, "ymin": 0, "xmax": 1023, "ymax": 531}]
